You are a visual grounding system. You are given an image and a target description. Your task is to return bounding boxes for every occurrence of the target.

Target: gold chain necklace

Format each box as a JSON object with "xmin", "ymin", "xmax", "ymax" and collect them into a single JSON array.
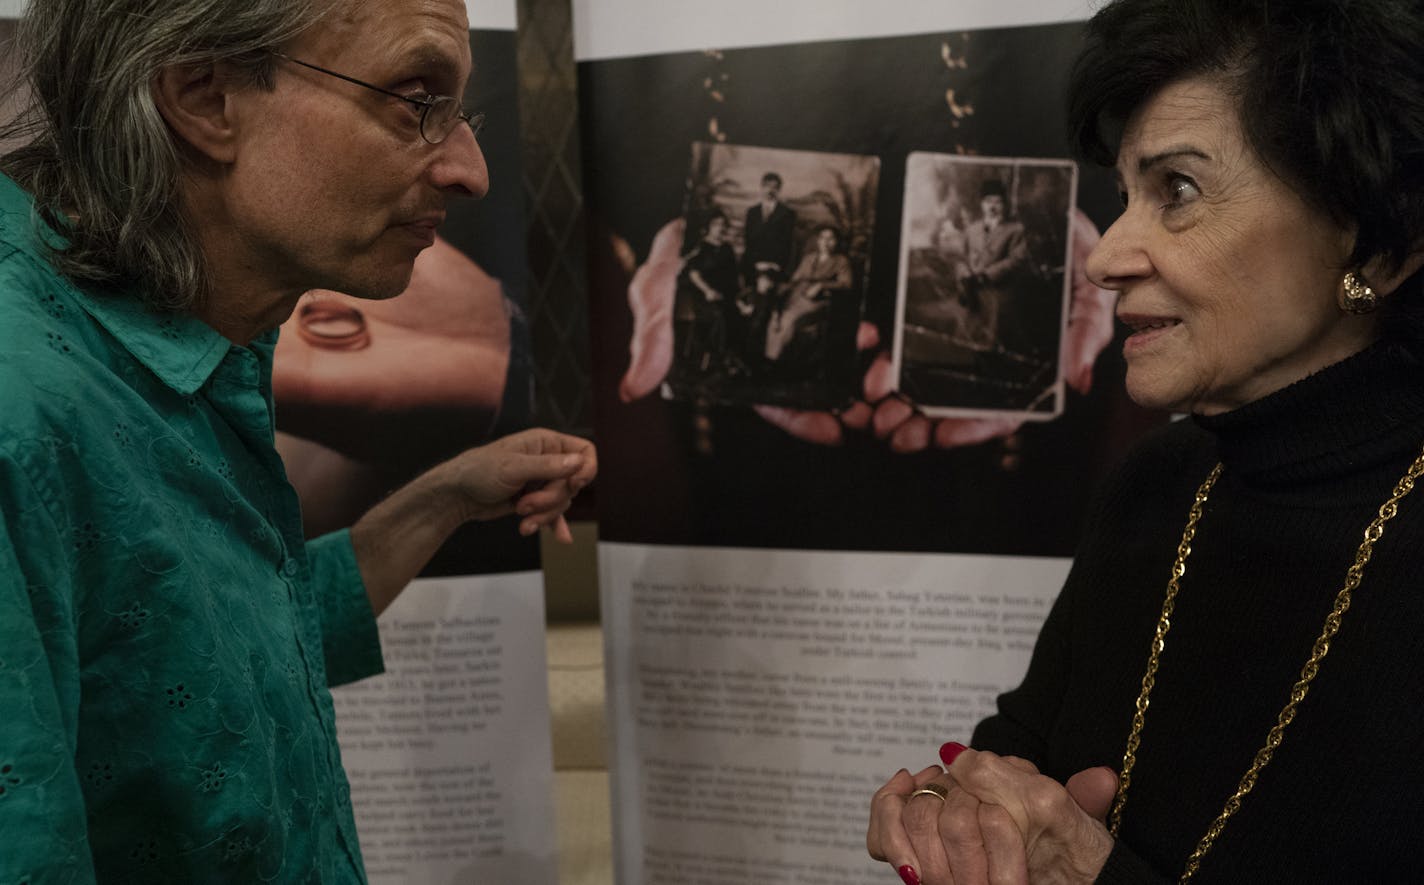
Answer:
[{"xmin": 1108, "ymin": 443, "xmax": 1424, "ymax": 882}]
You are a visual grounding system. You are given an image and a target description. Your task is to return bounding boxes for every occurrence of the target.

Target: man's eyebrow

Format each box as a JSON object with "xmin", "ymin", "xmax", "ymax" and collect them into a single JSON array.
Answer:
[{"xmin": 397, "ymin": 46, "xmax": 467, "ymax": 87}]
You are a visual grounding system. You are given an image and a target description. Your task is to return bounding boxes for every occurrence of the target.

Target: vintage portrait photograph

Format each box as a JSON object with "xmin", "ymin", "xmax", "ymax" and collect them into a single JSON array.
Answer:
[
  {"xmin": 664, "ymin": 141, "xmax": 880, "ymax": 411},
  {"xmin": 893, "ymin": 153, "xmax": 1077, "ymax": 420}
]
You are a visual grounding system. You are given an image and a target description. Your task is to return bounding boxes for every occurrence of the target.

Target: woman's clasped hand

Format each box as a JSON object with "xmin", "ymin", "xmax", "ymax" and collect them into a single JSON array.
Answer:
[{"xmin": 869, "ymin": 743, "xmax": 1118, "ymax": 885}]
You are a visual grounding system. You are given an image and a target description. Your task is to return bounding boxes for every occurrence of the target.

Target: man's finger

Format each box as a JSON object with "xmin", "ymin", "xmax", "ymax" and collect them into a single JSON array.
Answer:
[
  {"xmin": 890, "ymin": 414, "xmax": 932, "ymax": 453},
  {"xmin": 864, "ymin": 351, "xmax": 896, "ymax": 401},
  {"xmin": 933, "ymin": 416, "xmax": 1023, "ymax": 449},
  {"xmin": 620, "ymin": 265, "xmax": 676, "ymax": 401},
  {"xmin": 753, "ymin": 405, "xmax": 843, "ymax": 445}
]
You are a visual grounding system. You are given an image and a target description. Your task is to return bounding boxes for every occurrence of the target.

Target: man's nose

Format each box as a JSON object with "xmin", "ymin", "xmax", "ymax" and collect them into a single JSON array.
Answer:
[{"xmin": 429, "ymin": 123, "xmax": 489, "ymax": 199}]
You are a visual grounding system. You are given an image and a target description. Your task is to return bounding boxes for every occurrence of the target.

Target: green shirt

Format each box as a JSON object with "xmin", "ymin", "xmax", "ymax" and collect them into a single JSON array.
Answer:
[{"xmin": 0, "ymin": 173, "xmax": 383, "ymax": 882}]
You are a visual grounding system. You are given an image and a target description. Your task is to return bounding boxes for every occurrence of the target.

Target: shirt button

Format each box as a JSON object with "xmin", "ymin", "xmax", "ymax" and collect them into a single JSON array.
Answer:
[{"xmin": 281, "ymin": 557, "xmax": 300, "ymax": 578}]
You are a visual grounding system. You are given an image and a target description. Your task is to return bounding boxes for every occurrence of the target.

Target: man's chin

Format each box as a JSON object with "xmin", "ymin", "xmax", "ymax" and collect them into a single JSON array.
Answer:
[{"xmin": 325, "ymin": 266, "xmax": 418, "ymax": 302}]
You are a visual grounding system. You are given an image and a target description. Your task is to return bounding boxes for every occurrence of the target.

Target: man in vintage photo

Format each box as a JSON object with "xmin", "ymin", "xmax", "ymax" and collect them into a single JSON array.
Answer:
[
  {"xmin": 958, "ymin": 178, "xmax": 1032, "ymax": 351},
  {"xmin": 0, "ymin": 0, "xmax": 594, "ymax": 880},
  {"xmin": 740, "ymin": 171, "xmax": 798, "ymax": 285},
  {"xmin": 732, "ymin": 171, "xmax": 799, "ymax": 372}
]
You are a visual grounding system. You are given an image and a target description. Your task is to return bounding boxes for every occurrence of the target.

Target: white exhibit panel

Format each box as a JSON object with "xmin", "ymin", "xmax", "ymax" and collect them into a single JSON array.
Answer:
[
  {"xmin": 574, "ymin": 0, "xmax": 1095, "ymax": 60},
  {"xmin": 0, "ymin": 3, "xmax": 514, "ymax": 30},
  {"xmin": 333, "ymin": 573, "xmax": 558, "ymax": 884},
  {"xmin": 466, "ymin": 0, "xmax": 517, "ymax": 31},
  {"xmin": 601, "ymin": 543, "xmax": 1068, "ymax": 884}
]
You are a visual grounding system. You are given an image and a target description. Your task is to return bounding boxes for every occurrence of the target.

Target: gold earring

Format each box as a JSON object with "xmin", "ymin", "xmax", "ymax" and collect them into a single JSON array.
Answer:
[{"xmin": 1339, "ymin": 271, "xmax": 1379, "ymax": 315}]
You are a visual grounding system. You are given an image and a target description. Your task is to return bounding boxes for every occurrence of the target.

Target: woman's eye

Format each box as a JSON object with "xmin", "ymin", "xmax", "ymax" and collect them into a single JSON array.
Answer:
[{"xmin": 1164, "ymin": 174, "xmax": 1201, "ymax": 207}]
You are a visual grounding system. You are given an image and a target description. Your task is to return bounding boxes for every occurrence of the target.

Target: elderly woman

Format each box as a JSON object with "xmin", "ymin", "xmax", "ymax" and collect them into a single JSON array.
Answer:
[{"xmin": 868, "ymin": 0, "xmax": 1424, "ymax": 882}]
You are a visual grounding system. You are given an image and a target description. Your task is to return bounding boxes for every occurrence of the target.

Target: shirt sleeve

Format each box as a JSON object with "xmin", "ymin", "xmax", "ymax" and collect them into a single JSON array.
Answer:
[
  {"xmin": 304, "ymin": 528, "xmax": 385, "ymax": 687},
  {"xmin": 0, "ymin": 453, "xmax": 98, "ymax": 884}
]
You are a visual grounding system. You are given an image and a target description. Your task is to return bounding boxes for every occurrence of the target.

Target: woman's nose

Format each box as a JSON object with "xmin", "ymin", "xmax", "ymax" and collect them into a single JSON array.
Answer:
[{"xmin": 1085, "ymin": 210, "xmax": 1152, "ymax": 291}]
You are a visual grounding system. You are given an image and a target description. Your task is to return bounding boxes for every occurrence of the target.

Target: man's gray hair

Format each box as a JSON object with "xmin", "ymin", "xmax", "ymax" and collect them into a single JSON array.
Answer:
[{"xmin": 0, "ymin": 0, "xmax": 341, "ymax": 311}]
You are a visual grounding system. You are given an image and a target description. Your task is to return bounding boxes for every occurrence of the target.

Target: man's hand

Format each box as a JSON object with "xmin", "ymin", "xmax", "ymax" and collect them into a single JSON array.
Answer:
[
  {"xmin": 1062, "ymin": 208, "xmax": 1116, "ymax": 395},
  {"xmin": 619, "ymin": 219, "xmax": 686, "ymax": 404},
  {"xmin": 352, "ymin": 428, "xmax": 597, "ymax": 614},
  {"xmin": 442, "ymin": 427, "xmax": 598, "ymax": 542}
]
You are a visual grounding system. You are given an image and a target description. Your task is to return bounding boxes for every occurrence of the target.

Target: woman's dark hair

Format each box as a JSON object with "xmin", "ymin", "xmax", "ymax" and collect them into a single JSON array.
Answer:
[
  {"xmin": 698, "ymin": 209, "xmax": 729, "ymax": 237},
  {"xmin": 1067, "ymin": 0, "xmax": 1424, "ymax": 328},
  {"xmin": 812, "ymin": 224, "xmax": 842, "ymax": 249}
]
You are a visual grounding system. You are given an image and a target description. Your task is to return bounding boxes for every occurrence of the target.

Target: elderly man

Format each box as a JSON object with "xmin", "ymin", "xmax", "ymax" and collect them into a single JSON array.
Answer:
[{"xmin": 0, "ymin": 0, "xmax": 594, "ymax": 881}]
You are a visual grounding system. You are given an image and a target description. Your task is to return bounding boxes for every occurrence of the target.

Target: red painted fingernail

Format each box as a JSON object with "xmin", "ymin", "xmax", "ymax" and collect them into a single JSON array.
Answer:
[
  {"xmin": 939, "ymin": 741, "xmax": 967, "ymax": 766},
  {"xmin": 897, "ymin": 865, "xmax": 921, "ymax": 885}
]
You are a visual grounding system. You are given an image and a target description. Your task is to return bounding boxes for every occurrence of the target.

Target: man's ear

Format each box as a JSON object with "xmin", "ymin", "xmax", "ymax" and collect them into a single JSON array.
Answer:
[{"xmin": 151, "ymin": 61, "xmax": 243, "ymax": 164}]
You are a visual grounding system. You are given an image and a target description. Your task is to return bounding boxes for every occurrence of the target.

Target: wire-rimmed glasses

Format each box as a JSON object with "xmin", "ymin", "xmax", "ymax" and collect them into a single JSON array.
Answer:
[{"xmin": 272, "ymin": 52, "xmax": 484, "ymax": 145}]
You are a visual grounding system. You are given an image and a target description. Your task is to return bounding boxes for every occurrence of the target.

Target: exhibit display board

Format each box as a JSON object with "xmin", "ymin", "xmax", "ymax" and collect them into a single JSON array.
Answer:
[
  {"xmin": 576, "ymin": 1, "xmax": 1168, "ymax": 881},
  {"xmin": 333, "ymin": 573, "xmax": 556, "ymax": 883}
]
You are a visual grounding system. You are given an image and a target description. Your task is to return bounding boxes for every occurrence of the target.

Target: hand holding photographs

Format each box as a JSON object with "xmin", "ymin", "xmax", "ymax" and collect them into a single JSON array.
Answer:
[
  {"xmin": 616, "ymin": 148, "xmax": 1117, "ymax": 452},
  {"xmin": 663, "ymin": 143, "xmax": 879, "ymax": 412},
  {"xmin": 893, "ymin": 153, "xmax": 1078, "ymax": 421}
]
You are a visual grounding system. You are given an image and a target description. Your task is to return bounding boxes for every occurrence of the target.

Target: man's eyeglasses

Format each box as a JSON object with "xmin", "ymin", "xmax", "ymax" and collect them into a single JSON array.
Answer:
[{"xmin": 273, "ymin": 53, "xmax": 484, "ymax": 146}]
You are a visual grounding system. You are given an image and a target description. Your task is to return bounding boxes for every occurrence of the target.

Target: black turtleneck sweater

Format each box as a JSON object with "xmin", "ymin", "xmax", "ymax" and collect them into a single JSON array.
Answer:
[{"xmin": 973, "ymin": 340, "xmax": 1424, "ymax": 883}]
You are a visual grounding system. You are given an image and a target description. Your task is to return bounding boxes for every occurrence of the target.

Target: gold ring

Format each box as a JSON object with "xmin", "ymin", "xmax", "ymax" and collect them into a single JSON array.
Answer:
[
  {"xmin": 295, "ymin": 297, "xmax": 370, "ymax": 351},
  {"xmin": 910, "ymin": 782, "xmax": 949, "ymax": 803}
]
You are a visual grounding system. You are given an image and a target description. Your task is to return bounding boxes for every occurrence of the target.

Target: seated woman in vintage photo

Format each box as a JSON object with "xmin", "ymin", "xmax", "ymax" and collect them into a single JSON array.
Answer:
[
  {"xmin": 764, "ymin": 224, "xmax": 853, "ymax": 370},
  {"xmin": 868, "ymin": 0, "xmax": 1424, "ymax": 881},
  {"xmin": 672, "ymin": 210, "xmax": 740, "ymax": 382},
  {"xmin": 905, "ymin": 215, "xmax": 991, "ymax": 355}
]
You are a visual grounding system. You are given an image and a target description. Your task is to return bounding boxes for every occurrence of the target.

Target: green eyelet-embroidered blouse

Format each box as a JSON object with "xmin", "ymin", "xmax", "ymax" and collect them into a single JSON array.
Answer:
[{"xmin": 0, "ymin": 173, "xmax": 384, "ymax": 882}]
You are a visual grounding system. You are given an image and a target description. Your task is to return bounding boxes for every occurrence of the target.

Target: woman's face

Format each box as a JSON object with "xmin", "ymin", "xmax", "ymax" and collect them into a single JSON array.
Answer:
[
  {"xmin": 1085, "ymin": 76, "xmax": 1375, "ymax": 415},
  {"xmin": 705, "ymin": 216, "xmax": 727, "ymax": 245},
  {"xmin": 817, "ymin": 228, "xmax": 837, "ymax": 253}
]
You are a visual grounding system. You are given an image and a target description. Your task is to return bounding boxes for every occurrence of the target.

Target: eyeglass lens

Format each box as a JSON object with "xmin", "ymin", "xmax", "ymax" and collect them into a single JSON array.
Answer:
[{"xmin": 421, "ymin": 97, "xmax": 485, "ymax": 144}]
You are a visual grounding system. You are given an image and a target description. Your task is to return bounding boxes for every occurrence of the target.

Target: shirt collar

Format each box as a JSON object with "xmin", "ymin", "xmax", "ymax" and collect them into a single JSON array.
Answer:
[
  {"xmin": 76, "ymin": 291, "xmax": 236, "ymax": 395},
  {"xmin": 0, "ymin": 172, "xmax": 234, "ymax": 396}
]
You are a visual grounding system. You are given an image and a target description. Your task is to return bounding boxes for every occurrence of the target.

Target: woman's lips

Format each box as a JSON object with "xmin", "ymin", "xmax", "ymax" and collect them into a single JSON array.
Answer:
[{"xmin": 1119, "ymin": 313, "xmax": 1182, "ymax": 355}]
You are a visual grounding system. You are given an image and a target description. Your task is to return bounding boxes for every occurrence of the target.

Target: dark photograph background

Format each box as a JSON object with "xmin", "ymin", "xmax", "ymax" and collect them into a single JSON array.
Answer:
[{"xmin": 580, "ymin": 22, "xmax": 1167, "ymax": 557}]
